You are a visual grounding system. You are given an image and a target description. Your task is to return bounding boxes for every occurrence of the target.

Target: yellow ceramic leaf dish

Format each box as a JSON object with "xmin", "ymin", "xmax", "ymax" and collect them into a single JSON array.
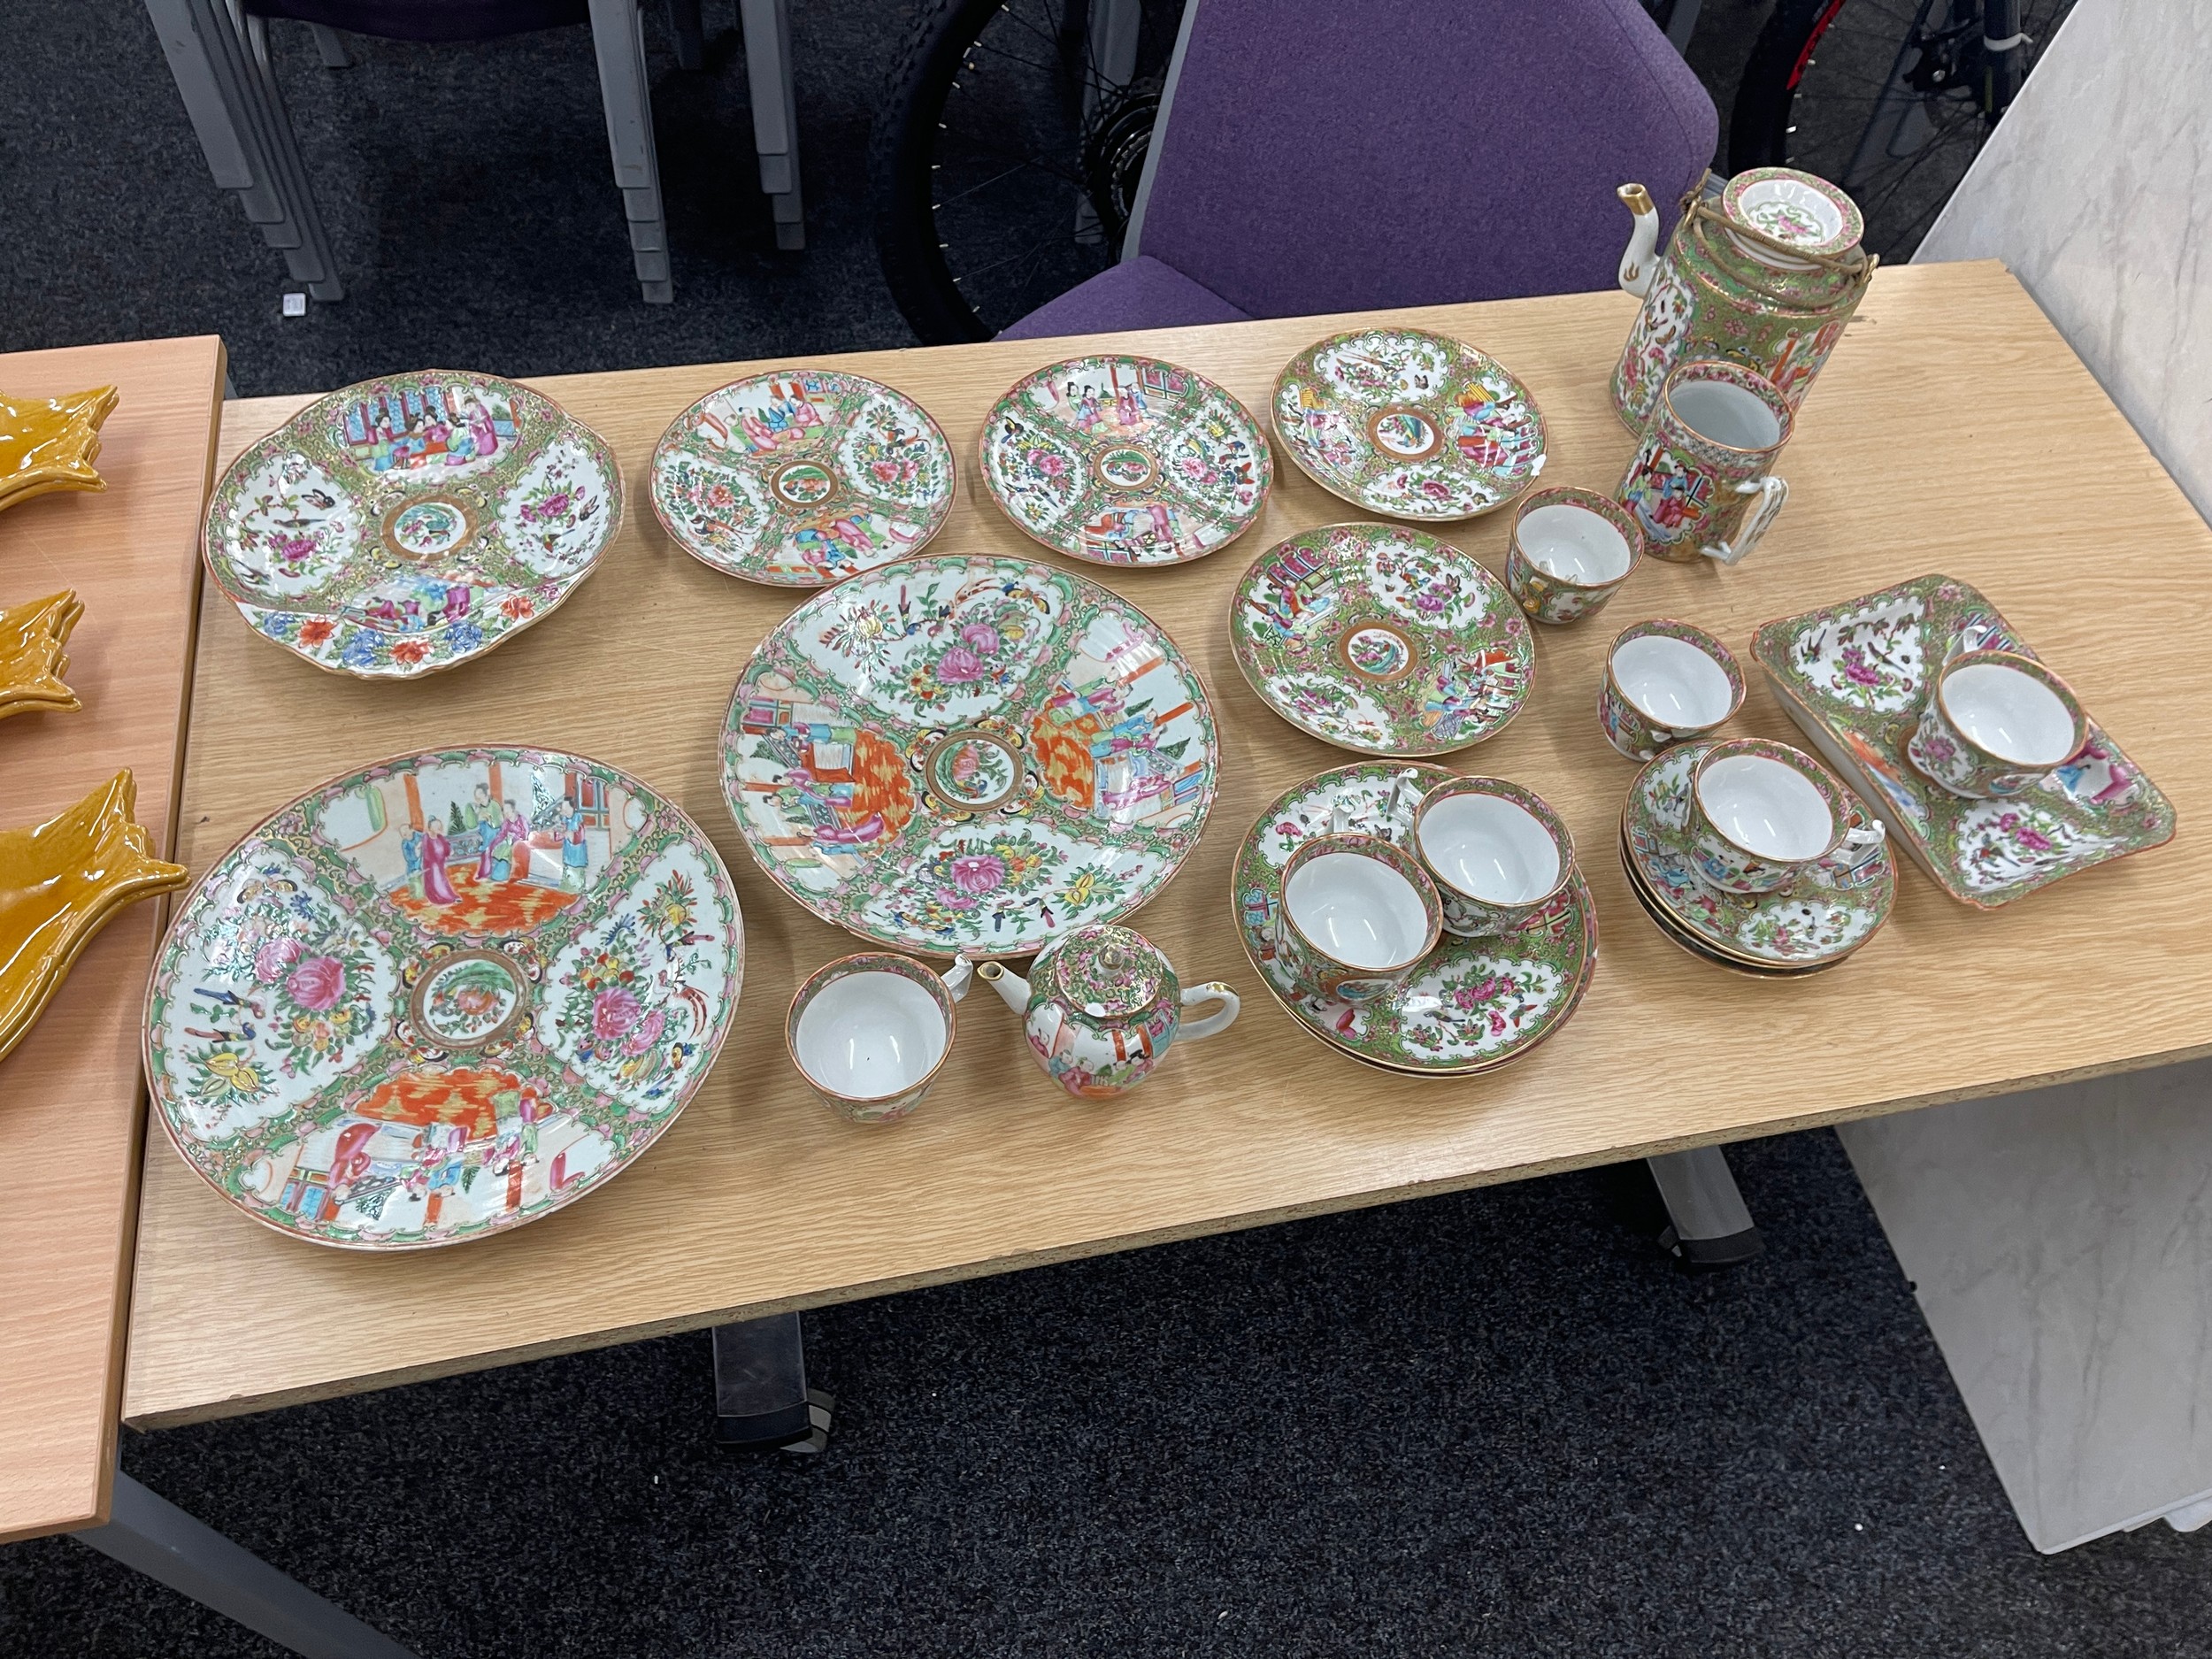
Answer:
[
  {"xmin": 0, "ymin": 385, "xmax": 119, "ymax": 514},
  {"xmin": 0, "ymin": 589, "xmax": 84, "ymax": 720},
  {"xmin": 0, "ymin": 770, "xmax": 187, "ymax": 1064}
]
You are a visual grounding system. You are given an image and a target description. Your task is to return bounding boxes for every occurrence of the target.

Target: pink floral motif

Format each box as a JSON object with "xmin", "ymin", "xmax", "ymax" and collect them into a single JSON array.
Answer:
[
  {"xmin": 254, "ymin": 937, "xmax": 303, "ymax": 984},
  {"xmin": 959, "ymin": 623, "xmax": 1001, "ymax": 655},
  {"xmin": 622, "ymin": 1007, "xmax": 666, "ymax": 1056},
  {"xmin": 949, "ymin": 853, "xmax": 1007, "ymax": 895},
  {"xmin": 286, "ymin": 955, "xmax": 346, "ymax": 1012},
  {"xmin": 592, "ymin": 987, "xmax": 641, "ymax": 1041},
  {"xmin": 936, "ymin": 646, "xmax": 985, "ymax": 683}
]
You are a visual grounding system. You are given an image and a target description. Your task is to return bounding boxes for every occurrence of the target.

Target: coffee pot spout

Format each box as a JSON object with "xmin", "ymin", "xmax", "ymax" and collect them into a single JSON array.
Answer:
[
  {"xmin": 974, "ymin": 960, "xmax": 1033, "ymax": 1018},
  {"xmin": 1617, "ymin": 183, "xmax": 1659, "ymax": 299}
]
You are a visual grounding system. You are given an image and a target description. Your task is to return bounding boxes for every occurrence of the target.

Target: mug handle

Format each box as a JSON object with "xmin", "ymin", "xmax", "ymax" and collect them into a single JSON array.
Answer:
[
  {"xmin": 1177, "ymin": 982, "xmax": 1241, "ymax": 1041},
  {"xmin": 940, "ymin": 955, "xmax": 975, "ymax": 1002},
  {"xmin": 1706, "ymin": 475, "xmax": 1789, "ymax": 566}
]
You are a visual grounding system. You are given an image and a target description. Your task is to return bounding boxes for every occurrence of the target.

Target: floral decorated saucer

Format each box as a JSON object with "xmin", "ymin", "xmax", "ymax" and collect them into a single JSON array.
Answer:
[
  {"xmin": 1229, "ymin": 524, "xmax": 1533, "ymax": 757},
  {"xmin": 721, "ymin": 553, "xmax": 1217, "ymax": 959},
  {"xmin": 1232, "ymin": 762, "xmax": 1596, "ymax": 1077},
  {"xmin": 1752, "ymin": 573, "xmax": 2177, "ymax": 909},
  {"xmin": 649, "ymin": 369, "xmax": 955, "ymax": 587},
  {"xmin": 1271, "ymin": 328, "xmax": 1547, "ymax": 521},
  {"xmin": 204, "ymin": 371, "xmax": 621, "ymax": 679},
  {"xmin": 979, "ymin": 354, "xmax": 1270, "ymax": 566},
  {"xmin": 1621, "ymin": 741, "xmax": 1893, "ymax": 972},
  {"xmin": 144, "ymin": 745, "xmax": 742, "ymax": 1250}
]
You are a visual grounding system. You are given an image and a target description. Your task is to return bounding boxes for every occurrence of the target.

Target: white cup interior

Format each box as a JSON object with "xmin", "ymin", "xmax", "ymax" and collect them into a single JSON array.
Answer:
[
  {"xmin": 1519, "ymin": 503, "xmax": 1632, "ymax": 585},
  {"xmin": 1613, "ymin": 633, "xmax": 1736, "ymax": 726},
  {"xmin": 1736, "ymin": 176, "xmax": 1847, "ymax": 243},
  {"xmin": 1696, "ymin": 754, "xmax": 1833, "ymax": 860},
  {"xmin": 1671, "ymin": 380, "xmax": 1781, "ymax": 451},
  {"xmin": 1418, "ymin": 794, "xmax": 1561, "ymax": 904},
  {"xmin": 795, "ymin": 971, "xmax": 946, "ymax": 1097},
  {"xmin": 1942, "ymin": 661, "xmax": 2076, "ymax": 764},
  {"xmin": 1285, "ymin": 850, "xmax": 1430, "ymax": 969}
]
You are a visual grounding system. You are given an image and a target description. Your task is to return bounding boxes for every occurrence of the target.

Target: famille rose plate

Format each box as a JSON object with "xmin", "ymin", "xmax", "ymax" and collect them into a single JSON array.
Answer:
[
  {"xmin": 979, "ymin": 354, "xmax": 1270, "ymax": 567},
  {"xmin": 649, "ymin": 369, "xmax": 956, "ymax": 587},
  {"xmin": 204, "ymin": 371, "xmax": 621, "ymax": 679},
  {"xmin": 721, "ymin": 553, "xmax": 1218, "ymax": 959},
  {"xmin": 1753, "ymin": 574, "xmax": 2177, "ymax": 909},
  {"xmin": 1230, "ymin": 523, "xmax": 1533, "ymax": 757},
  {"xmin": 1622, "ymin": 741, "xmax": 1893, "ymax": 972},
  {"xmin": 1232, "ymin": 763, "xmax": 1596, "ymax": 1077},
  {"xmin": 144, "ymin": 746, "xmax": 743, "ymax": 1251},
  {"xmin": 1271, "ymin": 328, "xmax": 1547, "ymax": 521}
]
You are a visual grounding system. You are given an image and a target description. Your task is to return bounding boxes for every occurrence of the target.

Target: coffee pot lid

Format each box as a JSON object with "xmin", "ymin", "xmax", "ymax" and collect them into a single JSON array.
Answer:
[
  {"xmin": 1033, "ymin": 923, "xmax": 1167, "ymax": 1021},
  {"xmin": 1719, "ymin": 166, "xmax": 1864, "ymax": 260}
]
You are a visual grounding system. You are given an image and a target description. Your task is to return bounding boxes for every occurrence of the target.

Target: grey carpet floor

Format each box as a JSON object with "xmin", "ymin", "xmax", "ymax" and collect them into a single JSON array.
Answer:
[{"xmin": 5, "ymin": 3, "xmax": 2209, "ymax": 1655}]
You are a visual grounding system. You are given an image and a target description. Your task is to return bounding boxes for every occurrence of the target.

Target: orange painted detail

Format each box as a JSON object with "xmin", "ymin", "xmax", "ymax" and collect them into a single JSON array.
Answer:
[
  {"xmin": 349, "ymin": 1066, "xmax": 532, "ymax": 1140},
  {"xmin": 389, "ymin": 864, "xmax": 580, "ymax": 936},
  {"xmin": 1029, "ymin": 704, "xmax": 1099, "ymax": 812},
  {"xmin": 849, "ymin": 728, "xmax": 916, "ymax": 836}
]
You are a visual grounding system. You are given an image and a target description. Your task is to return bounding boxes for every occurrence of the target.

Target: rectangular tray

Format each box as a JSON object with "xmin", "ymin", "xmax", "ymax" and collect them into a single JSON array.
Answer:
[{"xmin": 1751, "ymin": 572, "xmax": 2177, "ymax": 909}]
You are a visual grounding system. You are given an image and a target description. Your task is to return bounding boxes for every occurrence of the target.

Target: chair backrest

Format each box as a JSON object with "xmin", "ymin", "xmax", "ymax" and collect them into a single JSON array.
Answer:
[{"xmin": 1125, "ymin": 0, "xmax": 1717, "ymax": 316}]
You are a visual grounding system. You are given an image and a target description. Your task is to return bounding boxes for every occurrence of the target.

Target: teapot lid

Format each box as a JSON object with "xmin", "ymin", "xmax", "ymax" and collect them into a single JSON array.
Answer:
[
  {"xmin": 1033, "ymin": 923, "xmax": 1169, "ymax": 1020},
  {"xmin": 1720, "ymin": 166, "xmax": 1863, "ymax": 260}
]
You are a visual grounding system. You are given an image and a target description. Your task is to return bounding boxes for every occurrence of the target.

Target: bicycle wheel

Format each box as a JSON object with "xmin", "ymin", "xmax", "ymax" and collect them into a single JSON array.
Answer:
[
  {"xmin": 1728, "ymin": 0, "xmax": 2074, "ymax": 258},
  {"xmin": 871, "ymin": 0, "xmax": 1181, "ymax": 345}
]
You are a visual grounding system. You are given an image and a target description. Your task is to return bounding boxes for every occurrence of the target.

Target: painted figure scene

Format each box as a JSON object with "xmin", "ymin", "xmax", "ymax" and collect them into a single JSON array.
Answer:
[{"xmin": 336, "ymin": 379, "xmax": 519, "ymax": 477}]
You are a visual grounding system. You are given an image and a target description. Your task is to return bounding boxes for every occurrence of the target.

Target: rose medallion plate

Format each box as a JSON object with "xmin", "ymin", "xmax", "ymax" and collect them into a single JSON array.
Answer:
[
  {"xmin": 721, "ymin": 553, "xmax": 1218, "ymax": 958},
  {"xmin": 649, "ymin": 369, "xmax": 956, "ymax": 587},
  {"xmin": 1622, "ymin": 741, "xmax": 1893, "ymax": 972},
  {"xmin": 1752, "ymin": 573, "xmax": 2177, "ymax": 909},
  {"xmin": 204, "ymin": 371, "xmax": 621, "ymax": 679},
  {"xmin": 1271, "ymin": 328, "xmax": 1547, "ymax": 521},
  {"xmin": 979, "ymin": 354, "xmax": 1270, "ymax": 566},
  {"xmin": 144, "ymin": 745, "xmax": 743, "ymax": 1250},
  {"xmin": 1230, "ymin": 524, "xmax": 1533, "ymax": 757},
  {"xmin": 1232, "ymin": 763, "xmax": 1596, "ymax": 1077}
]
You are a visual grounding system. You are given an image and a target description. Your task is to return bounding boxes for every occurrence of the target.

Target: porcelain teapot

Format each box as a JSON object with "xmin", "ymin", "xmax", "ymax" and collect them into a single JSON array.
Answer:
[
  {"xmin": 1611, "ymin": 168, "xmax": 1873, "ymax": 432},
  {"xmin": 976, "ymin": 923, "xmax": 1239, "ymax": 1100}
]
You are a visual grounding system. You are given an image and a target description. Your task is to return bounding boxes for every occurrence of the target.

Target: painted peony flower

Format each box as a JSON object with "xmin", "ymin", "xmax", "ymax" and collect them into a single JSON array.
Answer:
[
  {"xmin": 254, "ymin": 937, "xmax": 303, "ymax": 984},
  {"xmin": 959, "ymin": 622, "xmax": 1001, "ymax": 655},
  {"xmin": 622, "ymin": 1007, "xmax": 666, "ymax": 1056},
  {"xmin": 286, "ymin": 954, "xmax": 346, "ymax": 1012},
  {"xmin": 593, "ymin": 987, "xmax": 641, "ymax": 1042},
  {"xmin": 935, "ymin": 646, "xmax": 984, "ymax": 683},
  {"xmin": 949, "ymin": 853, "xmax": 1007, "ymax": 895}
]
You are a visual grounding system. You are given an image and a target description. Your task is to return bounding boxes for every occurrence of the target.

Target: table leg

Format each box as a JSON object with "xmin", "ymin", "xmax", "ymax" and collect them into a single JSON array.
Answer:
[
  {"xmin": 1646, "ymin": 1146, "xmax": 1763, "ymax": 1270},
  {"xmin": 71, "ymin": 1471, "xmax": 416, "ymax": 1659},
  {"xmin": 713, "ymin": 1313, "xmax": 833, "ymax": 1453},
  {"xmin": 737, "ymin": 0, "xmax": 804, "ymax": 250}
]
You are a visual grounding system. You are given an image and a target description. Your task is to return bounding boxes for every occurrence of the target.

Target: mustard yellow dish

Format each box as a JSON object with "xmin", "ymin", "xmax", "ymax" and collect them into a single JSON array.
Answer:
[
  {"xmin": 0, "ymin": 590, "xmax": 84, "ymax": 721},
  {"xmin": 0, "ymin": 385, "xmax": 119, "ymax": 514},
  {"xmin": 0, "ymin": 770, "xmax": 187, "ymax": 1064}
]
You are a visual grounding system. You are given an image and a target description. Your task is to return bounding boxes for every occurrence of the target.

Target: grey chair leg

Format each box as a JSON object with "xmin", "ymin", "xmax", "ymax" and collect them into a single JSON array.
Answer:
[
  {"xmin": 664, "ymin": 0, "xmax": 704, "ymax": 71},
  {"xmin": 142, "ymin": 0, "xmax": 344, "ymax": 299},
  {"xmin": 73, "ymin": 1472, "xmax": 417, "ymax": 1659},
  {"xmin": 1646, "ymin": 1145, "xmax": 1763, "ymax": 1269},
  {"xmin": 738, "ymin": 0, "xmax": 803, "ymax": 250},
  {"xmin": 305, "ymin": 21, "xmax": 352, "ymax": 66},
  {"xmin": 587, "ymin": 0, "xmax": 674, "ymax": 302},
  {"xmin": 713, "ymin": 1313, "xmax": 833, "ymax": 1453}
]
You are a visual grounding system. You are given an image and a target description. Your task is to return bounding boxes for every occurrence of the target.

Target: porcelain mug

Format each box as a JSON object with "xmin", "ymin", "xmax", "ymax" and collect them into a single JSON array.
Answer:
[
  {"xmin": 1905, "ymin": 649, "xmax": 2087, "ymax": 800},
  {"xmin": 786, "ymin": 951, "xmax": 974, "ymax": 1123},
  {"xmin": 1685, "ymin": 737, "xmax": 1883, "ymax": 897},
  {"xmin": 1273, "ymin": 833, "xmax": 1442, "ymax": 1004},
  {"xmin": 1617, "ymin": 359, "xmax": 1793, "ymax": 565},
  {"xmin": 1504, "ymin": 487, "xmax": 1646, "ymax": 626},
  {"xmin": 1598, "ymin": 618, "xmax": 1746, "ymax": 761},
  {"xmin": 1386, "ymin": 774, "xmax": 1576, "ymax": 937}
]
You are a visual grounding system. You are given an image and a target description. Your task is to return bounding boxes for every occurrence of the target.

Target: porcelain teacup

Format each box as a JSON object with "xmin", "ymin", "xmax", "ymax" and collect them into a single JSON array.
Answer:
[
  {"xmin": 1403, "ymin": 776, "xmax": 1576, "ymax": 937},
  {"xmin": 1599, "ymin": 618, "xmax": 1745, "ymax": 761},
  {"xmin": 1685, "ymin": 737, "xmax": 1882, "ymax": 898},
  {"xmin": 1618, "ymin": 359, "xmax": 1793, "ymax": 566},
  {"xmin": 1504, "ymin": 487, "xmax": 1646, "ymax": 626},
  {"xmin": 1273, "ymin": 833, "xmax": 1442, "ymax": 1003},
  {"xmin": 1905, "ymin": 649, "xmax": 2086, "ymax": 800},
  {"xmin": 786, "ymin": 952, "xmax": 974, "ymax": 1123}
]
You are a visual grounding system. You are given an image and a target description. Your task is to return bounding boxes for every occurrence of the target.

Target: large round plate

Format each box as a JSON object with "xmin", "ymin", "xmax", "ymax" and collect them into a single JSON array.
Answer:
[
  {"xmin": 203, "ymin": 371, "xmax": 621, "ymax": 679},
  {"xmin": 979, "ymin": 354, "xmax": 1271, "ymax": 566},
  {"xmin": 144, "ymin": 745, "xmax": 743, "ymax": 1250},
  {"xmin": 1232, "ymin": 762, "xmax": 1597, "ymax": 1077},
  {"xmin": 1271, "ymin": 328, "xmax": 1546, "ymax": 521},
  {"xmin": 721, "ymin": 553, "xmax": 1218, "ymax": 958},
  {"xmin": 1623, "ymin": 741, "xmax": 1893, "ymax": 970},
  {"xmin": 1230, "ymin": 523, "xmax": 1533, "ymax": 757},
  {"xmin": 649, "ymin": 369, "xmax": 956, "ymax": 587}
]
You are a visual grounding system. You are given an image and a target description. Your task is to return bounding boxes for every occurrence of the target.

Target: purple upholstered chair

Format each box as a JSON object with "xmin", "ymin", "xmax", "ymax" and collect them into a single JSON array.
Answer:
[{"xmin": 999, "ymin": 0, "xmax": 1717, "ymax": 339}]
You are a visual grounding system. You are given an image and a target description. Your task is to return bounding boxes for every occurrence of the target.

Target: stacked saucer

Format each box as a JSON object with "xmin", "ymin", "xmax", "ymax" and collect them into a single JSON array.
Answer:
[{"xmin": 1619, "ymin": 741, "xmax": 1893, "ymax": 977}]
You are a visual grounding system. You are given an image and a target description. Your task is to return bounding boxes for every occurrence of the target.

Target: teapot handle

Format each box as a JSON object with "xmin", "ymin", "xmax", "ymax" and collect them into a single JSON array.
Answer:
[{"xmin": 1177, "ymin": 982, "xmax": 1241, "ymax": 1042}]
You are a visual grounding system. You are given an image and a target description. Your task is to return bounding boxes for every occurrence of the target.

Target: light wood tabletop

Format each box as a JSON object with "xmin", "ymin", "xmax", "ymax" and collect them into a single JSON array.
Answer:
[
  {"xmin": 0, "ymin": 336, "xmax": 225, "ymax": 1542},
  {"xmin": 124, "ymin": 263, "xmax": 2212, "ymax": 1430}
]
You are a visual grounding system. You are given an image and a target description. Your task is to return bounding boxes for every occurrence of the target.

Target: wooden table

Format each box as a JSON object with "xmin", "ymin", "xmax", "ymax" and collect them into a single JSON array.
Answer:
[
  {"xmin": 0, "ymin": 338, "xmax": 225, "ymax": 1542},
  {"xmin": 123, "ymin": 262, "xmax": 2212, "ymax": 1431}
]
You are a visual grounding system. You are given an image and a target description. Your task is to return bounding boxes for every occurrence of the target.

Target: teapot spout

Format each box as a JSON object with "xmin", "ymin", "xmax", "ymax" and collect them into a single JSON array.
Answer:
[
  {"xmin": 1617, "ymin": 183, "xmax": 1659, "ymax": 299},
  {"xmin": 973, "ymin": 960, "xmax": 1032, "ymax": 1017}
]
